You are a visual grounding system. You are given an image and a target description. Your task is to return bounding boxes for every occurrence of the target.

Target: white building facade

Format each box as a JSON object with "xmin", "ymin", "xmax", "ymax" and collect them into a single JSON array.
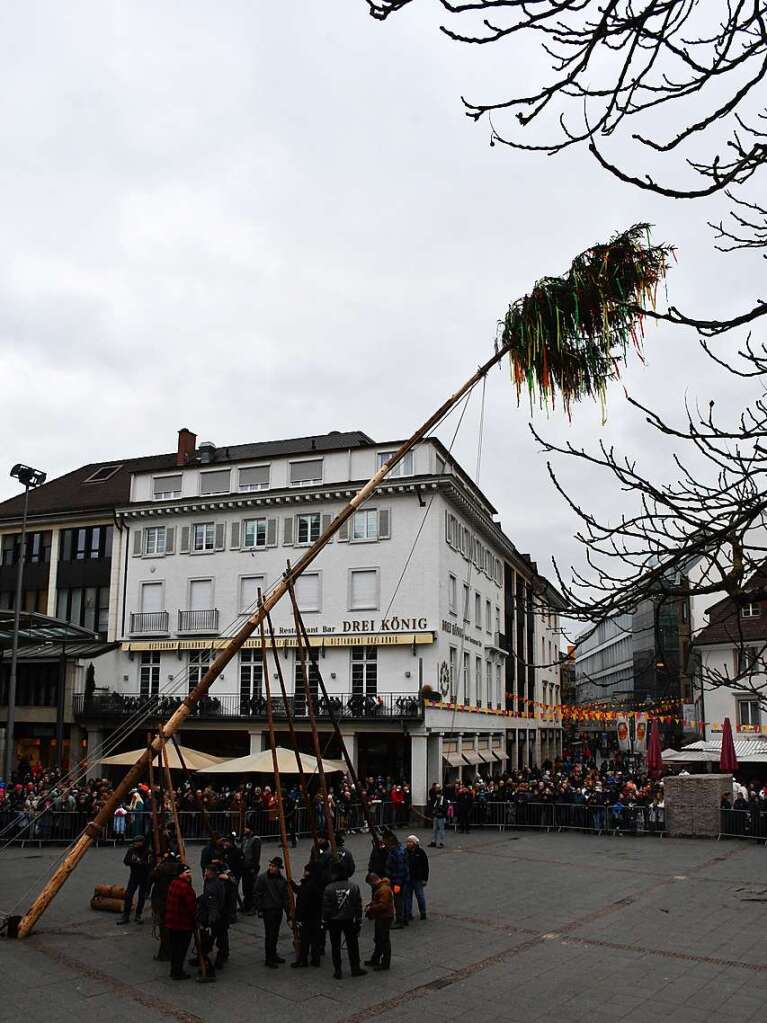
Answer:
[{"xmin": 66, "ymin": 429, "xmax": 562, "ymax": 805}]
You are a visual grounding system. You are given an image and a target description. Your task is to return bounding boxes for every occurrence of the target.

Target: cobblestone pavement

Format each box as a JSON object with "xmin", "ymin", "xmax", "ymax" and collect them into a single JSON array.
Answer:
[{"xmin": 1, "ymin": 829, "xmax": 766, "ymax": 1023}]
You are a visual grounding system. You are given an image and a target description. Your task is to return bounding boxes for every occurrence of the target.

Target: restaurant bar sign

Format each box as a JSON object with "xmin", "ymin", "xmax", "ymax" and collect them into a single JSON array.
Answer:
[{"xmin": 124, "ymin": 617, "xmax": 434, "ymax": 653}]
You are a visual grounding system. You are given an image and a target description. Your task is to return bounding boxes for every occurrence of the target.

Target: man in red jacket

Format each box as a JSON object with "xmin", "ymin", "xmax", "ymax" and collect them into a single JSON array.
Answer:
[{"xmin": 164, "ymin": 866, "xmax": 198, "ymax": 980}]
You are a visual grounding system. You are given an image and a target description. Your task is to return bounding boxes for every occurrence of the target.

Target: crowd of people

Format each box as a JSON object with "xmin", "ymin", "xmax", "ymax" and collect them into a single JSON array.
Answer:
[{"xmin": 118, "ymin": 823, "xmax": 430, "ymax": 981}]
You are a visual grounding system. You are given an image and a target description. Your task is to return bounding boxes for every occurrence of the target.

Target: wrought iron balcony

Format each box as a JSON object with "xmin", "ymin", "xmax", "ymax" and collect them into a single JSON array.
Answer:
[
  {"xmin": 129, "ymin": 611, "xmax": 169, "ymax": 635},
  {"xmin": 177, "ymin": 609, "xmax": 219, "ymax": 633},
  {"xmin": 74, "ymin": 690, "xmax": 424, "ymax": 723}
]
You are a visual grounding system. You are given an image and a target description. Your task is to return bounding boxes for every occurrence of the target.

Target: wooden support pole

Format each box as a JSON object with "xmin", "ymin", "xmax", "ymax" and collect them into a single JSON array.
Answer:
[
  {"xmin": 265, "ymin": 607, "xmax": 321, "ymax": 851},
  {"xmin": 258, "ymin": 604, "xmax": 297, "ymax": 943},
  {"xmin": 287, "ymin": 576, "xmax": 336, "ymax": 855},
  {"xmin": 147, "ymin": 736, "xmax": 162, "ymax": 859},
  {"xmin": 161, "ymin": 738, "xmax": 185, "ymax": 865},
  {"xmin": 292, "ymin": 601, "xmax": 380, "ymax": 843},
  {"xmin": 169, "ymin": 735, "xmax": 214, "ymax": 843},
  {"xmin": 16, "ymin": 337, "xmax": 511, "ymax": 938}
]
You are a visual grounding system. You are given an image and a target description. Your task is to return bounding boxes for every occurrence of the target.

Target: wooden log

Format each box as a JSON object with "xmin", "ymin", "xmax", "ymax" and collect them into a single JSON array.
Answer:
[
  {"xmin": 94, "ymin": 884, "xmax": 127, "ymax": 899},
  {"xmin": 91, "ymin": 895, "xmax": 129, "ymax": 913}
]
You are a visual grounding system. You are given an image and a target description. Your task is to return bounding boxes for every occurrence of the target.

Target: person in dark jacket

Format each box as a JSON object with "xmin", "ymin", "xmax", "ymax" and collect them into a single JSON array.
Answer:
[
  {"xmin": 321, "ymin": 862, "xmax": 366, "ymax": 980},
  {"xmin": 427, "ymin": 787, "xmax": 448, "ymax": 848},
  {"xmin": 117, "ymin": 835, "xmax": 151, "ymax": 925},
  {"xmin": 240, "ymin": 826, "xmax": 261, "ymax": 913},
  {"xmin": 150, "ymin": 852, "xmax": 182, "ymax": 960},
  {"xmin": 165, "ymin": 866, "xmax": 197, "ymax": 980},
  {"xmin": 367, "ymin": 835, "xmax": 389, "ymax": 879},
  {"xmin": 364, "ymin": 874, "xmax": 394, "ymax": 970},
  {"xmin": 200, "ymin": 834, "xmax": 224, "ymax": 877},
  {"xmin": 385, "ymin": 836, "xmax": 410, "ymax": 928},
  {"xmin": 334, "ymin": 832, "xmax": 356, "ymax": 879},
  {"xmin": 254, "ymin": 856, "xmax": 291, "ymax": 968},
  {"xmin": 404, "ymin": 835, "xmax": 429, "ymax": 922},
  {"xmin": 291, "ymin": 861, "xmax": 324, "ymax": 968},
  {"xmin": 456, "ymin": 785, "xmax": 474, "ymax": 834},
  {"xmin": 197, "ymin": 863, "xmax": 233, "ymax": 970}
]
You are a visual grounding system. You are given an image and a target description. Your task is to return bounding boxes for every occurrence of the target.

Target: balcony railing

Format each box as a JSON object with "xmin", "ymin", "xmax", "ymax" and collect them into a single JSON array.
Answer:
[
  {"xmin": 129, "ymin": 611, "xmax": 169, "ymax": 635},
  {"xmin": 177, "ymin": 609, "xmax": 219, "ymax": 633},
  {"xmin": 74, "ymin": 690, "xmax": 424, "ymax": 722}
]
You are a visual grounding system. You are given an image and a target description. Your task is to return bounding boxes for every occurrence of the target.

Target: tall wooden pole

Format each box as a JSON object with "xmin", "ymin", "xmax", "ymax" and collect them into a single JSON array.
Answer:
[
  {"xmin": 287, "ymin": 578, "xmax": 336, "ymax": 855},
  {"xmin": 265, "ymin": 608, "xmax": 320, "ymax": 850},
  {"xmin": 292, "ymin": 602, "xmax": 379, "ymax": 842},
  {"xmin": 147, "ymin": 736, "xmax": 162, "ymax": 859},
  {"xmin": 258, "ymin": 606, "xmax": 297, "ymax": 942},
  {"xmin": 16, "ymin": 338, "xmax": 512, "ymax": 938},
  {"xmin": 161, "ymin": 738, "xmax": 185, "ymax": 864}
]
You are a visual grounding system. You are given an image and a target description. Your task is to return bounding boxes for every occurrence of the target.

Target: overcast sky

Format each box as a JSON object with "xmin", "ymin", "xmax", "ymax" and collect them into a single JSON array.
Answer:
[{"xmin": 1, "ymin": 2, "xmax": 763, "ymax": 623}]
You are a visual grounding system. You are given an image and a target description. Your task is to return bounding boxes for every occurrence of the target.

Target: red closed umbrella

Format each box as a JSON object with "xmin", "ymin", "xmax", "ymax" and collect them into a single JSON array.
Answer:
[
  {"xmin": 646, "ymin": 718, "xmax": 663, "ymax": 780},
  {"xmin": 719, "ymin": 717, "xmax": 738, "ymax": 773}
]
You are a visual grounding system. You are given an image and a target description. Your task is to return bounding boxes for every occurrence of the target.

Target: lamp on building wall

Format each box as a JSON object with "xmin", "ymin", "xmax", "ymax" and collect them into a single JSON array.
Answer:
[{"xmin": 4, "ymin": 462, "xmax": 46, "ymax": 784}]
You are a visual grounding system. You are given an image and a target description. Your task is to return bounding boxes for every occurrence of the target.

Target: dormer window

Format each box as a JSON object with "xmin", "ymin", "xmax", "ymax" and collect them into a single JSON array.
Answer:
[
  {"xmin": 377, "ymin": 451, "xmax": 413, "ymax": 478},
  {"xmin": 200, "ymin": 469, "xmax": 230, "ymax": 496},
  {"xmin": 153, "ymin": 474, "xmax": 182, "ymax": 500},
  {"xmin": 238, "ymin": 465, "xmax": 270, "ymax": 492},
  {"xmin": 289, "ymin": 459, "xmax": 323, "ymax": 487}
]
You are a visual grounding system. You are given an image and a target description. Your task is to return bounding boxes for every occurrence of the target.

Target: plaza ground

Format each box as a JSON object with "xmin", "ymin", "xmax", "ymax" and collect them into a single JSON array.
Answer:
[{"xmin": 1, "ymin": 828, "xmax": 766, "ymax": 1023}]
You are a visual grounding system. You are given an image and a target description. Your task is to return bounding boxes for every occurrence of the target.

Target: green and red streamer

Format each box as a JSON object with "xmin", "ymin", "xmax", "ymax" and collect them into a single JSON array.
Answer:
[{"xmin": 501, "ymin": 224, "xmax": 672, "ymax": 417}]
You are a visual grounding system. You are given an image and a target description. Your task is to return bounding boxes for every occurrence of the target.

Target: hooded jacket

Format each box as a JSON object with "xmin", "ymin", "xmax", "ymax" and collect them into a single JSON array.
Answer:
[{"xmin": 365, "ymin": 878, "xmax": 394, "ymax": 921}]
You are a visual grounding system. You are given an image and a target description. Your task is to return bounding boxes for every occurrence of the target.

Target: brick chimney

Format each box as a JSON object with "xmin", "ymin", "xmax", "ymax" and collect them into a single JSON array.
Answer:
[{"xmin": 176, "ymin": 427, "xmax": 197, "ymax": 466}]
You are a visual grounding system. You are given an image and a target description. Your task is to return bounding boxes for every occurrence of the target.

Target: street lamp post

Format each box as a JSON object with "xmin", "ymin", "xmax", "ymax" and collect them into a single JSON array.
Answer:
[{"xmin": 3, "ymin": 463, "xmax": 46, "ymax": 784}]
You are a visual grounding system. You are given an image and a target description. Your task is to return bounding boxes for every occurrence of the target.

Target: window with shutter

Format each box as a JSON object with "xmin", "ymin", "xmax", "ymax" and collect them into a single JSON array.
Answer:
[
  {"xmin": 180, "ymin": 526, "xmax": 190, "ymax": 554},
  {"xmin": 200, "ymin": 469, "xmax": 230, "ymax": 496},
  {"xmin": 144, "ymin": 526, "xmax": 166, "ymax": 556},
  {"xmin": 153, "ymin": 474, "xmax": 182, "ymax": 500},
  {"xmin": 321, "ymin": 512, "xmax": 332, "ymax": 539},
  {"xmin": 189, "ymin": 579, "xmax": 213, "ymax": 611},
  {"xmin": 352, "ymin": 509, "xmax": 377, "ymax": 541},
  {"xmin": 230, "ymin": 521, "xmax": 241, "ymax": 549},
  {"xmin": 283, "ymin": 517, "xmax": 294, "ymax": 545},
  {"xmin": 289, "ymin": 459, "xmax": 323, "ymax": 486},
  {"xmin": 338, "ymin": 519, "xmax": 349, "ymax": 542},
  {"xmin": 238, "ymin": 465, "xmax": 270, "ymax": 491},
  {"xmin": 132, "ymin": 530, "xmax": 143, "ymax": 557},
  {"xmin": 192, "ymin": 523, "xmax": 215, "ymax": 552},
  {"xmin": 445, "ymin": 510, "xmax": 451, "ymax": 546},
  {"xmin": 239, "ymin": 575, "xmax": 265, "ymax": 612},
  {"xmin": 295, "ymin": 572, "xmax": 321, "ymax": 612},
  {"xmin": 140, "ymin": 582, "xmax": 163, "ymax": 612},
  {"xmin": 214, "ymin": 523, "xmax": 225, "ymax": 550},
  {"xmin": 242, "ymin": 518, "xmax": 267, "ymax": 549},
  {"xmin": 349, "ymin": 568, "xmax": 379, "ymax": 610},
  {"xmin": 266, "ymin": 518, "xmax": 277, "ymax": 547},
  {"xmin": 378, "ymin": 508, "xmax": 391, "ymax": 540},
  {"xmin": 297, "ymin": 514, "xmax": 321, "ymax": 545},
  {"xmin": 165, "ymin": 527, "xmax": 175, "ymax": 554}
]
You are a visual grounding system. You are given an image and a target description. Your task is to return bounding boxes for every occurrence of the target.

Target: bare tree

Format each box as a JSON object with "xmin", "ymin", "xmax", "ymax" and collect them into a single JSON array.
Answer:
[{"xmin": 367, "ymin": 0, "xmax": 767, "ymax": 708}]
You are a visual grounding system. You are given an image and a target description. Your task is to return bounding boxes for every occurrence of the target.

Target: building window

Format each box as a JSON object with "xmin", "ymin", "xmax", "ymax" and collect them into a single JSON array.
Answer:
[
  {"xmin": 737, "ymin": 699, "xmax": 760, "ymax": 728},
  {"xmin": 153, "ymin": 474, "xmax": 182, "ymax": 500},
  {"xmin": 289, "ymin": 459, "xmax": 323, "ymax": 487},
  {"xmin": 448, "ymin": 574, "xmax": 457, "ymax": 614},
  {"xmin": 295, "ymin": 572, "xmax": 321, "ymax": 612},
  {"xmin": 140, "ymin": 581, "xmax": 163, "ymax": 613},
  {"xmin": 139, "ymin": 652, "xmax": 160, "ymax": 699},
  {"xmin": 189, "ymin": 578, "xmax": 213, "ymax": 611},
  {"xmin": 243, "ymin": 518, "xmax": 268, "ymax": 549},
  {"xmin": 297, "ymin": 513, "xmax": 321, "ymax": 545},
  {"xmin": 377, "ymin": 450, "xmax": 414, "ymax": 478},
  {"xmin": 475, "ymin": 592, "xmax": 482, "ymax": 629},
  {"xmin": 449, "ymin": 646, "xmax": 457, "ymax": 697},
  {"xmin": 58, "ymin": 527, "xmax": 112, "ymax": 563},
  {"xmin": 200, "ymin": 469, "xmax": 230, "ymax": 496},
  {"xmin": 240, "ymin": 575, "xmax": 265, "ymax": 613},
  {"xmin": 349, "ymin": 568, "xmax": 379, "ymax": 611},
  {"xmin": 495, "ymin": 606, "xmax": 501, "ymax": 635},
  {"xmin": 475, "ymin": 656, "xmax": 482, "ymax": 706},
  {"xmin": 188, "ymin": 650, "xmax": 211, "ymax": 692},
  {"xmin": 486, "ymin": 600, "xmax": 492, "ymax": 634},
  {"xmin": 463, "ymin": 584, "xmax": 470, "ymax": 623},
  {"xmin": 737, "ymin": 646, "xmax": 761, "ymax": 674},
  {"xmin": 144, "ymin": 526, "xmax": 166, "ymax": 556},
  {"xmin": 240, "ymin": 649, "xmax": 263, "ymax": 711},
  {"xmin": 238, "ymin": 465, "xmax": 270, "ymax": 492},
  {"xmin": 352, "ymin": 509, "xmax": 378, "ymax": 541},
  {"xmin": 463, "ymin": 652, "xmax": 471, "ymax": 704},
  {"xmin": 84, "ymin": 464, "xmax": 122, "ymax": 483},
  {"xmin": 741, "ymin": 602, "xmax": 761, "ymax": 618},
  {"xmin": 496, "ymin": 664, "xmax": 502, "ymax": 708},
  {"xmin": 351, "ymin": 646, "xmax": 377, "ymax": 696},
  {"xmin": 193, "ymin": 522, "xmax": 215, "ymax": 552},
  {"xmin": 56, "ymin": 586, "xmax": 109, "ymax": 633},
  {"xmin": 486, "ymin": 660, "xmax": 492, "ymax": 708}
]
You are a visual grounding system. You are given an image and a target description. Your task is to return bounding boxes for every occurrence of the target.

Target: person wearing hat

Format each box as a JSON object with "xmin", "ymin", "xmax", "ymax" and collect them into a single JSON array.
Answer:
[
  {"xmin": 240, "ymin": 825, "xmax": 261, "ymax": 914},
  {"xmin": 364, "ymin": 873, "xmax": 394, "ymax": 970},
  {"xmin": 117, "ymin": 834, "xmax": 151, "ymax": 925},
  {"xmin": 164, "ymin": 865, "xmax": 198, "ymax": 980},
  {"xmin": 254, "ymin": 856, "xmax": 291, "ymax": 968},
  {"xmin": 150, "ymin": 851, "xmax": 183, "ymax": 961},
  {"xmin": 404, "ymin": 835, "xmax": 429, "ymax": 922}
]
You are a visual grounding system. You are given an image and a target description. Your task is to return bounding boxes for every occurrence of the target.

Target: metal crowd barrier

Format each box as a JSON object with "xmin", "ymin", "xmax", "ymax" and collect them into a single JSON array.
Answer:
[
  {"xmin": 448, "ymin": 800, "xmax": 665, "ymax": 836},
  {"xmin": 0, "ymin": 799, "xmax": 403, "ymax": 847},
  {"xmin": 719, "ymin": 807, "xmax": 767, "ymax": 842}
]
